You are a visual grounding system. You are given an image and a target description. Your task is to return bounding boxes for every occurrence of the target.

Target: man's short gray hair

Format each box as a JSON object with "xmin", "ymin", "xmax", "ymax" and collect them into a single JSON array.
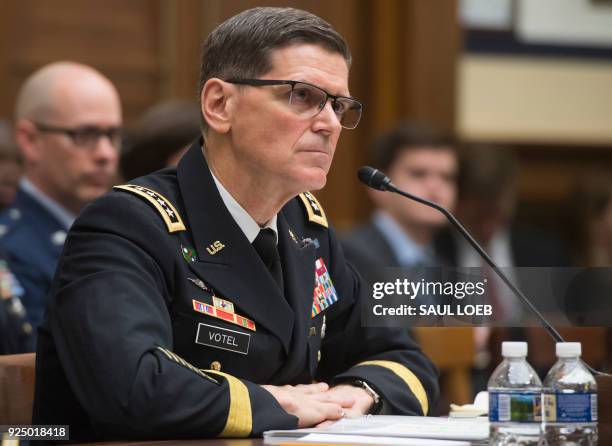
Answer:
[{"xmin": 198, "ymin": 7, "xmax": 351, "ymax": 131}]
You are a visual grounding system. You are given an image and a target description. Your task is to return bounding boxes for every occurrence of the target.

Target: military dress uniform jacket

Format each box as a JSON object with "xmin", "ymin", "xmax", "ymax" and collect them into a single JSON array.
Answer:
[
  {"xmin": 33, "ymin": 141, "xmax": 439, "ymax": 442},
  {"xmin": 0, "ymin": 185, "xmax": 67, "ymax": 331},
  {"xmin": 0, "ymin": 249, "xmax": 33, "ymax": 354}
]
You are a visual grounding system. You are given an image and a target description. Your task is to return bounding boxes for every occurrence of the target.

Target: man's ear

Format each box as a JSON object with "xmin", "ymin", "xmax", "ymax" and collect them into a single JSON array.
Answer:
[
  {"xmin": 201, "ymin": 78, "xmax": 234, "ymax": 134},
  {"xmin": 14, "ymin": 119, "xmax": 41, "ymax": 163}
]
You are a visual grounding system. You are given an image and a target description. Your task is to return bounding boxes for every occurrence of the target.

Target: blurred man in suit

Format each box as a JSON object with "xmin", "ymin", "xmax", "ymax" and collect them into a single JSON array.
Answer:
[
  {"xmin": 0, "ymin": 62, "xmax": 121, "ymax": 334},
  {"xmin": 342, "ymin": 122, "xmax": 458, "ymax": 284},
  {"xmin": 434, "ymin": 145, "xmax": 570, "ymax": 388},
  {"xmin": 435, "ymin": 145, "xmax": 569, "ymax": 316}
]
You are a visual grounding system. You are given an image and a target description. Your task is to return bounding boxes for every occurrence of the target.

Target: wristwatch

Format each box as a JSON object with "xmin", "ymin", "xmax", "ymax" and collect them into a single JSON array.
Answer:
[{"xmin": 352, "ymin": 379, "xmax": 382, "ymax": 414}]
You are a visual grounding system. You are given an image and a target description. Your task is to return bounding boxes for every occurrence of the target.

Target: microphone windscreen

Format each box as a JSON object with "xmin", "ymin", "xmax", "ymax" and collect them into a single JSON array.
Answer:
[{"xmin": 357, "ymin": 166, "xmax": 389, "ymax": 191}]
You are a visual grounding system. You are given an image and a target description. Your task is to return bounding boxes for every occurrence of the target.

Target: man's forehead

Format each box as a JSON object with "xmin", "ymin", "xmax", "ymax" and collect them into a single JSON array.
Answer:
[
  {"xmin": 396, "ymin": 147, "xmax": 458, "ymax": 168},
  {"xmin": 265, "ymin": 44, "xmax": 350, "ymax": 94}
]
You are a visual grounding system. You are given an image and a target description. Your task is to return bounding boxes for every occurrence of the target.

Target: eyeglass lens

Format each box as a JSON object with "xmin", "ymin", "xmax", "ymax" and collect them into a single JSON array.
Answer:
[
  {"xmin": 288, "ymin": 82, "xmax": 361, "ymax": 129},
  {"xmin": 72, "ymin": 127, "xmax": 121, "ymax": 149}
]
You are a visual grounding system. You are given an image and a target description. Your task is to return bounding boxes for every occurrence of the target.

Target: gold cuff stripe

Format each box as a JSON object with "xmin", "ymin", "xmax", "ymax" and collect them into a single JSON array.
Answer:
[
  {"xmin": 356, "ymin": 360, "xmax": 429, "ymax": 415},
  {"xmin": 204, "ymin": 370, "xmax": 252, "ymax": 437},
  {"xmin": 156, "ymin": 346, "xmax": 218, "ymax": 384},
  {"xmin": 114, "ymin": 184, "xmax": 186, "ymax": 233},
  {"xmin": 298, "ymin": 192, "xmax": 328, "ymax": 228}
]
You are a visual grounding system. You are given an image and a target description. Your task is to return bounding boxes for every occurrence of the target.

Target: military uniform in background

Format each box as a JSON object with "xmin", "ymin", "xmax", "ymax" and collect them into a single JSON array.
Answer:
[
  {"xmin": 33, "ymin": 141, "xmax": 439, "ymax": 442},
  {"xmin": 0, "ymin": 251, "xmax": 33, "ymax": 354},
  {"xmin": 0, "ymin": 183, "xmax": 69, "ymax": 330}
]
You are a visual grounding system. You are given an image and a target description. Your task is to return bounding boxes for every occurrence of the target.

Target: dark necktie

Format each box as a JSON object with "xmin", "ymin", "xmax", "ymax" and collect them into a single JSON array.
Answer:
[{"xmin": 252, "ymin": 228, "xmax": 284, "ymax": 292}]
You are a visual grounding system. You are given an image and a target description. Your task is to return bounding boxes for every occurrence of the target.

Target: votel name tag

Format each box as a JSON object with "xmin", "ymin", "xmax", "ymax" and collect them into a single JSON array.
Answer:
[{"xmin": 195, "ymin": 323, "xmax": 250, "ymax": 355}]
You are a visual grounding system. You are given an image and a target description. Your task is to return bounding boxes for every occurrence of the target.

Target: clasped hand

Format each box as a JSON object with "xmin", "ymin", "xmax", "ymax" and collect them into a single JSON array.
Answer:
[{"xmin": 261, "ymin": 382, "xmax": 374, "ymax": 428}]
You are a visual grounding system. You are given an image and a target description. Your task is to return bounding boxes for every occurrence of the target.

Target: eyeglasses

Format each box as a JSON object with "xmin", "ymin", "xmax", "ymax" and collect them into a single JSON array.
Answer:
[
  {"xmin": 225, "ymin": 79, "xmax": 363, "ymax": 129},
  {"xmin": 33, "ymin": 122, "xmax": 122, "ymax": 150}
]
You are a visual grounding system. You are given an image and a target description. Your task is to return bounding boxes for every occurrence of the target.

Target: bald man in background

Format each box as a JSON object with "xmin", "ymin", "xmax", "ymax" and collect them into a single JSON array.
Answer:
[{"xmin": 0, "ymin": 62, "xmax": 121, "ymax": 337}]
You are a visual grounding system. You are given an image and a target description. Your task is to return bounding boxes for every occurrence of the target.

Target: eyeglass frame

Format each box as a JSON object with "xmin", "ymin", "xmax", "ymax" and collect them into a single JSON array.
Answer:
[
  {"xmin": 32, "ymin": 122, "xmax": 123, "ymax": 150},
  {"xmin": 224, "ymin": 78, "xmax": 363, "ymax": 129}
]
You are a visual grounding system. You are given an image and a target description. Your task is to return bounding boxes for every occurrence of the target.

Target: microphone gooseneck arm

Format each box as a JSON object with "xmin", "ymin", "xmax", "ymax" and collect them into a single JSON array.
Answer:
[{"xmin": 357, "ymin": 166, "xmax": 566, "ymax": 345}]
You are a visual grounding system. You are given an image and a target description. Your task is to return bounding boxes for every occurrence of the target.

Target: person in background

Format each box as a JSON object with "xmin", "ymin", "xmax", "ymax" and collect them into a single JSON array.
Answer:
[
  {"xmin": 342, "ymin": 122, "xmax": 458, "ymax": 283},
  {"xmin": 0, "ymin": 120, "xmax": 22, "ymax": 212},
  {"xmin": 435, "ymin": 144, "xmax": 570, "ymax": 389},
  {"xmin": 553, "ymin": 172, "xmax": 612, "ymax": 371},
  {"xmin": 569, "ymin": 172, "xmax": 612, "ymax": 267},
  {"xmin": 121, "ymin": 99, "xmax": 200, "ymax": 180},
  {"xmin": 0, "ymin": 61, "xmax": 121, "ymax": 335}
]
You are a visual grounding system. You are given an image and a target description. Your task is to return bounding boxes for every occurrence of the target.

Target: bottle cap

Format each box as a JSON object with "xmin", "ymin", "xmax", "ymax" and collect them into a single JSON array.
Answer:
[
  {"xmin": 502, "ymin": 341, "xmax": 527, "ymax": 357},
  {"xmin": 556, "ymin": 342, "xmax": 581, "ymax": 357}
]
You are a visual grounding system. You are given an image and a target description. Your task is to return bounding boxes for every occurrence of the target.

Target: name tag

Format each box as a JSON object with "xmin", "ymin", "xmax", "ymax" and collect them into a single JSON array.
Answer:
[{"xmin": 195, "ymin": 323, "xmax": 250, "ymax": 355}]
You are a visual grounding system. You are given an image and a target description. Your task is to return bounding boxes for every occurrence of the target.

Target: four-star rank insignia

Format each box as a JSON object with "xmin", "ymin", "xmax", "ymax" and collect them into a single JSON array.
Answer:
[
  {"xmin": 193, "ymin": 299, "xmax": 256, "ymax": 331},
  {"xmin": 113, "ymin": 184, "xmax": 186, "ymax": 233},
  {"xmin": 311, "ymin": 257, "xmax": 339, "ymax": 317},
  {"xmin": 298, "ymin": 191, "xmax": 328, "ymax": 228}
]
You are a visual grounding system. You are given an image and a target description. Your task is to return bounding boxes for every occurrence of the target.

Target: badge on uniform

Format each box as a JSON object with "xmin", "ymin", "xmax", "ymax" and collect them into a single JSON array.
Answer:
[
  {"xmin": 311, "ymin": 257, "xmax": 339, "ymax": 317},
  {"xmin": 182, "ymin": 245, "xmax": 197, "ymax": 263},
  {"xmin": 0, "ymin": 260, "xmax": 23, "ymax": 300},
  {"xmin": 187, "ymin": 277, "xmax": 209, "ymax": 292},
  {"xmin": 195, "ymin": 323, "xmax": 251, "ymax": 355},
  {"xmin": 192, "ymin": 299, "xmax": 256, "ymax": 331}
]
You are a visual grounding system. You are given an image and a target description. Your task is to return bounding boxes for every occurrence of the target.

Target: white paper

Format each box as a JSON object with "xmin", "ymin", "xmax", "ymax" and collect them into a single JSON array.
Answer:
[
  {"xmin": 265, "ymin": 433, "xmax": 471, "ymax": 445},
  {"xmin": 264, "ymin": 415, "xmax": 489, "ymax": 442}
]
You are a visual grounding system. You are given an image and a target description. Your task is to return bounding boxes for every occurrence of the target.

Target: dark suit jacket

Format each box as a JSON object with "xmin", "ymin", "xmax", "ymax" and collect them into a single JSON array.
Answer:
[
  {"xmin": 0, "ymin": 186, "xmax": 66, "ymax": 329},
  {"xmin": 434, "ymin": 226, "xmax": 570, "ymax": 267},
  {"xmin": 33, "ymin": 141, "xmax": 439, "ymax": 442},
  {"xmin": 341, "ymin": 221, "xmax": 401, "ymax": 285}
]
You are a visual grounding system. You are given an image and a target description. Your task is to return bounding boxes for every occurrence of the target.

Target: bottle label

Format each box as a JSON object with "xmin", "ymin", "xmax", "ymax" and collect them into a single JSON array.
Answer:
[
  {"xmin": 543, "ymin": 392, "xmax": 597, "ymax": 423},
  {"xmin": 489, "ymin": 391, "xmax": 542, "ymax": 423}
]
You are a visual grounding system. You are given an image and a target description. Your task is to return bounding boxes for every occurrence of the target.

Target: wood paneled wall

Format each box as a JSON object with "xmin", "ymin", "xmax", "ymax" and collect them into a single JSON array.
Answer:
[{"xmin": 0, "ymin": 0, "xmax": 459, "ymax": 228}]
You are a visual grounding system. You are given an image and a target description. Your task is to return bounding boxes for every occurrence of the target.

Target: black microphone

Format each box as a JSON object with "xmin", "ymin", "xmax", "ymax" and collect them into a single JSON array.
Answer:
[{"xmin": 357, "ymin": 165, "xmax": 566, "ymax": 346}]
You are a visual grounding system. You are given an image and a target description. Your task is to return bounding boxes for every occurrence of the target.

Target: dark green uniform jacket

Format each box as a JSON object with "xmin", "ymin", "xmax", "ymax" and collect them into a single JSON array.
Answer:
[{"xmin": 33, "ymin": 141, "xmax": 439, "ymax": 442}]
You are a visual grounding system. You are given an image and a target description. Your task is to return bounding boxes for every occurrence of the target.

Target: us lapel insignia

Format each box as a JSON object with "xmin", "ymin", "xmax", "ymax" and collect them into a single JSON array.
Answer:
[
  {"xmin": 206, "ymin": 240, "xmax": 225, "ymax": 255},
  {"xmin": 192, "ymin": 299, "xmax": 256, "ymax": 331},
  {"xmin": 187, "ymin": 277, "xmax": 210, "ymax": 292},
  {"xmin": 311, "ymin": 257, "xmax": 339, "ymax": 317},
  {"xmin": 182, "ymin": 245, "xmax": 197, "ymax": 263}
]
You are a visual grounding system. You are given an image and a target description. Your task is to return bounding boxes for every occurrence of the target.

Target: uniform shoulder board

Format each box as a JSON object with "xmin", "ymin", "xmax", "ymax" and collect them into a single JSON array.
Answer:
[
  {"xmin": 298, "ymin": 191, "xmax": 328, "ymax": 228},
  {"xmin": 113, "ymin": 184, "xmax": 186, "ymax": 233}
]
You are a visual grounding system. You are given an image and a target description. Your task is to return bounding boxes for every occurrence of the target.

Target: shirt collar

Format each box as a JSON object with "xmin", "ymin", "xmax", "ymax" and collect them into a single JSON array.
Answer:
[
  {"xmin": 20, "ymin": 177, "xmax": 76, "ymax": 230},
  {"xmin": 372, "ymin": 210, "xmax": 432, "ymax": 267},
  {"xmin": 210, "ymin": 169, "xmax": 278, "ymax": 244}
]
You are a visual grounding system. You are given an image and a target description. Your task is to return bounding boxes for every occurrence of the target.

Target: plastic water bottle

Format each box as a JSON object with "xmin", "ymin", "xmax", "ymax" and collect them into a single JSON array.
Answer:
[
  {"xmin": 488, "ymin": 342, "xmax": 542, "ymax": 445},
  {"xmin": 542, "ymin": 342, "xmax": 598, "ymax": 445}
]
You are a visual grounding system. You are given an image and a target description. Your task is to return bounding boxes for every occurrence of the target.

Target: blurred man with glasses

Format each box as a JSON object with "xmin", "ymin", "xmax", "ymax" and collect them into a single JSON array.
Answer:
[
  {"xmin": 33, "ymin": 8, "xmax": 437, "ymax": 441},
  {"xmin": 0, "ymin": 61, "xmax": 121, "ymax": 337}
]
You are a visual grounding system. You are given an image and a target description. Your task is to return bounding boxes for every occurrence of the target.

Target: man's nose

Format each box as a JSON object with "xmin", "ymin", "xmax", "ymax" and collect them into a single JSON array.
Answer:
[
  {"xmin": 92, "ymin": 134, "xmax": 120, "ymax": 161},
  {"xmin": 313, "ymin": 100, "xmax": 342, "ymax": 133}
]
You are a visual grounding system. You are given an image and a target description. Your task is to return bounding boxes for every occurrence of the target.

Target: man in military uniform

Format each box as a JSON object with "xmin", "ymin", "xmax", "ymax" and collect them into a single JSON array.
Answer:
[
  {"xmin": 0, "ymin": 62, "xmax": 121, "ymax": 334},
  {"xmin": 33, "ymin": 7, "xmax": 439, "ymax": 442}
]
